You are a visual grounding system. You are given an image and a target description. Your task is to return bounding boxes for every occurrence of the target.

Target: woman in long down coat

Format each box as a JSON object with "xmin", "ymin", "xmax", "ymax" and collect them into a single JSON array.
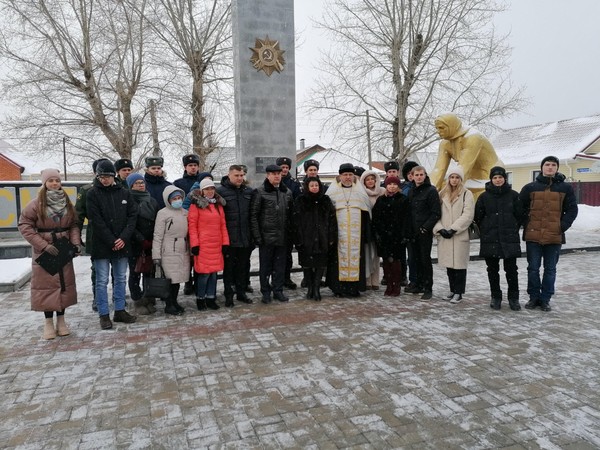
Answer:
[
  {"xmin": 188, "ymin": 178, "xmax": 230, "ymax": 309},
  {"xmin": 474, "ymin": 166, "xmax": 523, "ymax": 311},
  {"xmin": 152, "ymin": 186, "xmax": 190, "ymax": 315},
  {"xmin": 18, "ymin": 168, "xmax": 81, "ymax": 340},
  {"xmin": 372, "ymin": 176, "xmax": 409, "ymax": 296},
  {"xmin": 360, "ymin": 170, "xmax": 385, "ymax": 290},
  {"xmin": 293, "ymin": 177, "xmax": 338, "ymax": 301},
  {"xmin": 433, "ymin": 166, "xmax": 475, "ymax": 304}
]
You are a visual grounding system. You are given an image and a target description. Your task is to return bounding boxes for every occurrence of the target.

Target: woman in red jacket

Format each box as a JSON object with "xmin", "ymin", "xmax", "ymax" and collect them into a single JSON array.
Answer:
[{"xmin": 188, "ymin": 178, "xmax": 230, "ymax": 310}]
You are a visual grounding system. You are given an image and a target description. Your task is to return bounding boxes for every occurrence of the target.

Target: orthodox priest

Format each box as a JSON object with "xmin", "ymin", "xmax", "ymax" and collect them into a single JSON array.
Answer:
[{"xmin": 326, "ymin": 163, "xmax": 372, "ymax": 297}]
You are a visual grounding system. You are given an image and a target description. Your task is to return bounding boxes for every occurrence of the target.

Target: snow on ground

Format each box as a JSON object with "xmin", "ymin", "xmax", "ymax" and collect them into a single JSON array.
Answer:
[{"xmin": 0, "ymin": 205, "xmax": 598, "ymax": 285}]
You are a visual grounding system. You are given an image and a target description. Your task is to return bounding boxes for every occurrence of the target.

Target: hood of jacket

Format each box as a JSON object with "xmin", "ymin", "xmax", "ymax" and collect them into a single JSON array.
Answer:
[
  {"xmin": 162, "ymin": 185, "xmax": 185, "ymax": 209},
  {"xmin": 189, "ymin": 189, "xmax": 226, "ymax": 208}
]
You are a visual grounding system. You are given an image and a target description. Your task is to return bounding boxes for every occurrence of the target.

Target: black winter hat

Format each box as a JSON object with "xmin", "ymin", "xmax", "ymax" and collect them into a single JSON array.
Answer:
[
  {"xmin": 354, "ymin": 166, "xmax": 366, "ymax": 177},
  {"xmin": 384, "ymin": 160, "xmax": 400, "ymax": 172},
  {"xmin": 276, "ymin": 156, "xmax": 293, "ymax": 167},
  {"xmin": 114, "ymin": 159, "xmax": 133, "ymax": 171},
  {"xmin": 401, "ymin": 161, "xmax": 419, "ymax": 180},
  {"xmin": 541, "ymin": 155, "xmax": 559, "ymax": 169},
  {"xmin": 303, "ymin": 159, "xmax": 319, "ymax": 171},
  {"xmin": 265, "ymin": 164, "xmax": 282, "ymax": 173},
  {"xmin": 96, "ymin": 160, "xmax": 116, "ymax": 177},
  {"xmin": 489, "ymin": 166, "xmax": 507, "ymax": 180},
  {"xmin": 338, "ymin": 163, "xmax": 355, "ymax": 174},
  {"xmin": 145, "ymin": 156, "xmax": 164, "ymax": 168},
  {"xmin": 182, "ymin": 154, "xmax": 200, "ymax": 166},
  {"xmin": 92, "ymin": 158, "xmax": 110, "ymax": 173}
]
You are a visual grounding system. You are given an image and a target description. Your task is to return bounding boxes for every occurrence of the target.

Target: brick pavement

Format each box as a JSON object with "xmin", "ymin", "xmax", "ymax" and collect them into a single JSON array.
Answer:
[{"xmin": 1, "ymin": 251, "xmax": 599, "ymax": 449}]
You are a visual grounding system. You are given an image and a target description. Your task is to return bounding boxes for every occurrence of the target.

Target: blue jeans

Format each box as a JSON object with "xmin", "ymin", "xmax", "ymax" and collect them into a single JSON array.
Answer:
[
  {"xmin": 196, "ymin": 272, "xmax": 217, "ymax": 299},
  {"xmin": 94, "ymin": 257, "xmax": 128, "ymax": 316},
  {"xmin": 526, "ymin": 242, "xmax": 561, "ymax": 303}
]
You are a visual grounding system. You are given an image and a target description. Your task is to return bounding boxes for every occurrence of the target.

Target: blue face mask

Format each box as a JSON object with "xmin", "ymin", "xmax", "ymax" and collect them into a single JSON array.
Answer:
[{"xmin": 170, "ymin": 200, "xmax": 183, "ymax": 209}]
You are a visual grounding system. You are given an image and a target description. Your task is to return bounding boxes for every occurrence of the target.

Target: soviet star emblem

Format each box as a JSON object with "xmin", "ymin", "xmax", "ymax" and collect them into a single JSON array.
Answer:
[{"xmin": 250, "ymin": 36, "xmax": 285, "ymax": 76}]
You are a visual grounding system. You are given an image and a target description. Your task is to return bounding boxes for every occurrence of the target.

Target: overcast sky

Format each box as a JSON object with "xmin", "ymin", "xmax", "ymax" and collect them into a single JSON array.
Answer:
[{"xmin": 294, "ymin": 0, "xmax": 600, "ymax": 148}]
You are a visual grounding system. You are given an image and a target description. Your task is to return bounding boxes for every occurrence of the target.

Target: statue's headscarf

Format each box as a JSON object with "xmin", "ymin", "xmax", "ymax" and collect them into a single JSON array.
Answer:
[{"xmin": 435, "ymin": 113, "xmax": 468, "ymax": 140}]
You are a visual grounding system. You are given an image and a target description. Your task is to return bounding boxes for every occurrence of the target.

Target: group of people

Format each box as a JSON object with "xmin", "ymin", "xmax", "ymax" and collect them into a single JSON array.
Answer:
[{"xmin": 18, "ymin": 150, "xmax": 578, "ymax": 340}]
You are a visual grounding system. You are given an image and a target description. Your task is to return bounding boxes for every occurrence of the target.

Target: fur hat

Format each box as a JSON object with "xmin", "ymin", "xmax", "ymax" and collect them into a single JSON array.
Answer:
[
  {"xmin": 402, "ymin": 161, "xmax": 419, "ymax": 180},
  {"xmin": 303, "ymin": 159, "xmax": 319, "ymax": 171},
  {"xmin": 489, "ymin": 166, "xmax": 507, "ymax": 180},
  {"xmin": 541, "ymin": 155, "xmax": 559, "ymax": 169},
  {"xmin": 145, "ymin": 156, "xmax": 164, "ymax": 168},
  {"xmin": 126, "ymin": 173, "xmax": 144, "ymax": 188},
  {"xmin": 338, "ymin": 163, "xmax": 355, "ymax": 174},
  {"xmin": 96, "ymin": 160, "xmax": 116, "ymax": 177},
  {"xmin": 199, "ymin": 178, "xmax": 216, "ymax": 190},
  {"xmin": 114, "ymin": 159, "xmax": 133, "ymax": 171},
  {"xmin": 182, "ymin": 154, "xmax": 200, "ymax": 166},
  {"xmin": 41, "ymin": 168, "xmax": 61, "ymax": 185},
  {"xmin": 276, "ymin": 156, "xmax": 293, "ymax": 167},
  {"xmin": 354, "ymin": 166, "xmax": 366, "ymax": 177},
  {"xmin": 384, "ymin": 161, "xmax": 400, "ymax": 172},
  {"xmin": 92, "ymin": 158, "xmax": 110, "ymax": 173}
]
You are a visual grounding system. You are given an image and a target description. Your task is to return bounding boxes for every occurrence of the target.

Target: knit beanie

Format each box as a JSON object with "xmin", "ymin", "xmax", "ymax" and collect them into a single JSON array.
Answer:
[
  {"xmin": 200, "ymin": 178, "xmax": 216, "ymax": 190},
  {"xmin": 96, "ymin": 160, "xmax": 116, "ymax": 177},
  {"xmin": 126, "ymin": 173, "xmax": 144, "ymax": 188},
  {"xmin": 541, "ymin": 155, "xmax": 559, "ymax": 169},
  {"xmin": 384, "ymin": 176, "xmax": 401, "ymax": 187},
  {"xmin": 41, "ymin": 168, "xmax": 61, "ymax": 184},
  {"xmin": 489, "ymin": 166, "xmax": 507, "ymax": 180}
]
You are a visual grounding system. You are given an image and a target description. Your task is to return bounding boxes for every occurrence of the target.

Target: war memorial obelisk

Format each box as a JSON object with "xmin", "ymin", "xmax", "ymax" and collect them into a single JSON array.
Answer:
[{"xmin": 232, "ymin": 0, "xmax": 296, "ymax": 185}]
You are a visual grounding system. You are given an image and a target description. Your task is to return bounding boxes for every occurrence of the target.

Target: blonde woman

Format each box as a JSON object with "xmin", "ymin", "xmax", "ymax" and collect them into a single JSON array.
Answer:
[
  {"xmin": 433, "ymin": 167, "xmax": 474, "ymax": 303},
  {"xmin": 18, "ymin": 169, "xmax": 81, "ymax": 339}
]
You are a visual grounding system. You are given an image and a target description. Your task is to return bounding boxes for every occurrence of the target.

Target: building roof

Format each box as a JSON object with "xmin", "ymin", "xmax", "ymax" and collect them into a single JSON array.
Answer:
[
  {"xmin": 491, "ymin": 114, "xmax": 600, "ymax": 166},
  {"xmin": 295, "ymin": 146, "xmax": 385, "ymax": 177}
]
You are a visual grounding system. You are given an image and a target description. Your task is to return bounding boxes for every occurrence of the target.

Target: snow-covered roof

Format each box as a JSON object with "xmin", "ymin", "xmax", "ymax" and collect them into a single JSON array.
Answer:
[
  {"xmin": 0, "ymin": 139, "xmax": 66, "ymax": 177},
  {"xmin": 296, "ymin": 147, "xmax": 385, "ymax": 177},
  {"xmin": 491, "ymin": 114, "xmax": 600, "ymax": 166}
]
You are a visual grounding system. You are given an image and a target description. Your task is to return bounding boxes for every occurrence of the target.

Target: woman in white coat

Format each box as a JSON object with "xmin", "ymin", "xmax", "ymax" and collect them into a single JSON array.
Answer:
[
  {"xmin": 152, "ymin": 186, "xmax": 191, "ymax": 315},
  {"xmin": 433, "ymin": 167, "xmax": 474, "ymax": 303}
]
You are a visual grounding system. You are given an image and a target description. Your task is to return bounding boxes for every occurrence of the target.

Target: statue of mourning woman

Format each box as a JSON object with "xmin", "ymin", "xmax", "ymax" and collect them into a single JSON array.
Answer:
[{"xmin": 429, "ymin": 113, "xmax": 503, "ymax": 199}]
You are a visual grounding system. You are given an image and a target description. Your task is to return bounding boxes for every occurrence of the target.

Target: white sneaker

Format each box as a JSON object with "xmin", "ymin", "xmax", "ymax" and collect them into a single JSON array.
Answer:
[{"xmin": 449, "ymin": 294, "xmax": 463, "ymax": 304}]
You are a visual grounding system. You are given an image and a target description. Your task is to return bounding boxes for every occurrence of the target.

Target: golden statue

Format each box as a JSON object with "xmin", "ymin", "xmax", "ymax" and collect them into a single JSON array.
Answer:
[{"xmin": 430, "ymin": 113, "xmax": 503, "ymax": 199}]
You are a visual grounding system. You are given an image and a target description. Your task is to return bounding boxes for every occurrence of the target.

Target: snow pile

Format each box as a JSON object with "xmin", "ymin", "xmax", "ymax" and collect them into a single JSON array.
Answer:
[
  {"xmin": 570, "ymin": 205, "xmax": 600, "ymax": 232},
  {"xmin": 0, "ymin": 258, "xmax": 31, "ymax": 283}
]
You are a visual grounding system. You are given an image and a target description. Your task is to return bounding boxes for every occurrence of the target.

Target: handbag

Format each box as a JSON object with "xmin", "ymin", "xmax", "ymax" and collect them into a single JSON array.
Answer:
[
  {"xmin": 134, "ymin": 251, "xmax": 153, "ymax": 274},
  {"xmin": 468, "ymin": 222, "xmax": 480, "ymax": 240},
  {"xmin": 35, "ymin": 236, "xmax": 78, "ymax": 276},
  {"xmin": 143, "ymin": 264, "xmax": 172, "ymax": 299}
]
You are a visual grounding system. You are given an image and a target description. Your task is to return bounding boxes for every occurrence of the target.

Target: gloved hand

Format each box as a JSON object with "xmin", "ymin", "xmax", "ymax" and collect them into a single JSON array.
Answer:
[
  {"xmin": 191, "ymin": 246, "xmax": 200, "ymax": 256},
  {"xmin": 45, "ymin": 244, "xmax": 59, "ymax": 256},
  {"xmin": 447, "ymin": 229, "xmax": 457, "ymax": 237},
  {"xmin": 440, "ymin": 229, "xmax": 451, "ymax": 239}
]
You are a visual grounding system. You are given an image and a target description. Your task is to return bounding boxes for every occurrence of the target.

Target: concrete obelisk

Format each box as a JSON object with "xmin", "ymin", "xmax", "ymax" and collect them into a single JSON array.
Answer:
[{"xmin": 232, "ymin": 0, "xmax": 296, "ymax": 186}]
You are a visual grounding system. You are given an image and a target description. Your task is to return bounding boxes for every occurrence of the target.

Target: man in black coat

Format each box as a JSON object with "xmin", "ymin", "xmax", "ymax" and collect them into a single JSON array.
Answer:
[
  {"xmin": 144, "ymin": 156, "xmax": 172, "ymax": 209},
  {"xmin": 87, "ymin": 160, "xmax": 138, "ymax": 330},
  {"xmin": 217, "ymin": 165, "xmax": 255, "ymax": 307},
  {"xmin": 174, "ymin": 154, "xmax": 201, "ymax": 195},
  {"xmin": 250, "ymin": 164, "xmax": 293, "ymax": 304},
  {"xmin": 276, "ymin": 156, "xmax": 301, "ymax": 289},
  {"xmin": 406, "ymin": 166, "xmax": 441, "ymax": 300}
]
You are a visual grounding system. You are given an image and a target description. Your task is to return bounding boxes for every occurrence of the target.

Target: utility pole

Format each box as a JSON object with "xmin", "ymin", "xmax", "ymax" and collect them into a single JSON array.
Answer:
[
  {"xmin": 366, "ymin": 110, "xmax": 373, "ymax": 169},
  {"xmin": 62, "ymin": 137, "xmax": 69, "ymax": 180},
  {"xmin": 149, "ymin": 100, "xmax": 161, "ymax": 156}
]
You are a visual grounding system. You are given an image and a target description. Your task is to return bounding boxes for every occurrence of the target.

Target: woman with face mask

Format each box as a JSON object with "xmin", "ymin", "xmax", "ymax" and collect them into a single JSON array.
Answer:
[
  {"xmin": 18, "ymin": 168, "xmax": 82, "ymax": 339},
  {"xmin": 152, "ymin": 186, "xmax": 190, "ymax": 315},
  {"xmin": 188, "ymin": 178, "xmax": 230, "ymax": 310}
]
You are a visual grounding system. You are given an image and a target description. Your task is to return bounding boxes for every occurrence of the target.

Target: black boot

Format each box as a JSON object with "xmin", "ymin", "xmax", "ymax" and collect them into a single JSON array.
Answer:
[
  {"xmin": 206, "ymin": 297, "xmax": 220, "ymax": 310},
  {"xmin": 490, "ymin": 297, "xmax": 502, "ymax": 310},
  {"xmin": 165, "ymin": 298, "xmax": 182, "ymax": 316},
  {"xmin": 508, "ymin": 298, "xmax": 521, "ymax": 311},
  {"xmin": 313, "ymin": 268, "xmax": 324, "ymax": 301},
  {"xmin": 225, "ymin": 295, "xmax": 234, "ymax": 308},
  {"xmin": 196, "ymin": 297, "xmax": 207, "ymax": 311},
  {"xmin": 304, "ymin": 269, "xmax": 314, "ymax": 299},
  {"xmin": 399, "ymin": 262, "xmax": 408, "ymax": 287}
]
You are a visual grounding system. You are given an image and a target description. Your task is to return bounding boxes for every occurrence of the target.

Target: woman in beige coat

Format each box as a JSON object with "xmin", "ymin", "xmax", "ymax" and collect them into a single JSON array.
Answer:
[
  {"xmin": 433, "ymin": 167, "xmax": 474, "ymax": 304},
  {"xmin": 18, "ymin": 168, "xmax": 81, "ymax": 339},
  {"xmin": 360, "ymin": 170, "xmax": 384, "ymax": 289}
]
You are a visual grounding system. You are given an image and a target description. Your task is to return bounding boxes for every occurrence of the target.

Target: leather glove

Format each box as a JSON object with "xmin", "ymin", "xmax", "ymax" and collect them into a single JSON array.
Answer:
[
  {"xmin": 447, "ymin": 229, "xmax": 457, "ymax": 237},
  {"xmin": 440, "ymin": 229, "xmax": 451, "ymax": 239},
  {"xmin": 191, "ymin": 246, "xmax": 200, "ymax": 256},
  {"xmin": 45, "ymin": 244, "xmax": 59, "ymax": 256}
]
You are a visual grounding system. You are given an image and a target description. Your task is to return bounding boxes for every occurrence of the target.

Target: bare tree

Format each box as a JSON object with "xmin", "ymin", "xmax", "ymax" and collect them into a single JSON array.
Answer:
[
  {"xmin": 0, "ymin": 0, "xmax": 154, "ymax": 165},
  {"xmin": 146, "ymin": 0, "xmax": 233, "ymax": 170},
  {"xmin": 308, "ymin": 0, "xmax": 526, "ymax": 161}
]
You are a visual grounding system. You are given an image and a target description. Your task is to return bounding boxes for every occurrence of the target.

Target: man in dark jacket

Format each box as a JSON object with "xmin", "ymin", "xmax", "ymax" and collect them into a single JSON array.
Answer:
[
  {"xmin": 144, "ymin": 156, "xmax": 172, "ymax": 209},
  {"xmin": 174, "ymin": 154, "xmax": 201, "ymax": 194},
  {"xmin": 87, "ymin": 160, "xmax": 138, "ymax": 330},
  {"xmin": 114, "ymin": 158, "xmax": 134, "ymax": 185},
  {"xmin": 75, "ymin": 158, "xmax": 110, "ymax": 311},
  {"xmin": 406, "ymin": 166, "xmax": 441, "ymax": 300},
  {"xmin": 217, "ymin": 165, "xmax": 255, "ymax": 307},
  {"xmin": 250, "ymin": 164, "xmax": 293, "ymax": 304},
  {"xmin": 277, "ymin": 156, "xmax": 301, "ymax": 289},
  {"xmin": 519, "ymin": 156, "xmax": 578, "ymax": 312}
]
